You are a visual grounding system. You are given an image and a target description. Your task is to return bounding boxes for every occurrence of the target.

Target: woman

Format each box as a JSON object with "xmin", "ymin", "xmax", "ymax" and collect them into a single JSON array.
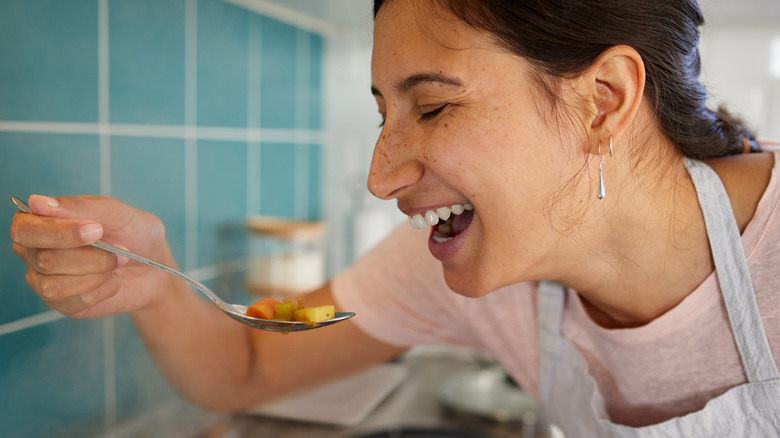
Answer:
[{"xmin": 10, "ymin": 0, "xmax": 780, "ymax": 435}]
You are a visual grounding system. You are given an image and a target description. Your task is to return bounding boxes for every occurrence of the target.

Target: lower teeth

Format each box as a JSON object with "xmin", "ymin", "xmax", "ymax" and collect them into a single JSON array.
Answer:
[{"xmin": 433, "ymin": 216, "xmax": 455, "ymax": 243}]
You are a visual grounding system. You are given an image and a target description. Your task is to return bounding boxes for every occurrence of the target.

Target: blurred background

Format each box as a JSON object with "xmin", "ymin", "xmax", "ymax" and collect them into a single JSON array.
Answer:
[{"xmin": 0, "ymin": 0, "xmax": 777, "ymax": 437}]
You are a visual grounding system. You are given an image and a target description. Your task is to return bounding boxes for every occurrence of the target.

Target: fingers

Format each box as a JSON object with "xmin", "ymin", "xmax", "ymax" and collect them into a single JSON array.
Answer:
[
  {"xmin": 10, "ymin": 210, "xmax": 103, "ymax": 249},
  {"xmin": 13, "ymin": 242, "xmax": 123, "ymax": 315},
  {"xmin": 13, "ymin": 244, "xmax": 119, "ymax": 275},
  {"xmin": 25, "ymin": 269, "xmax": 123, "ymax": 317},
  {"xmin": 9, "ymin": 194, "xmax": 170, "ymax": 318},
  {"xmin": 27, "ymin": 194, "xmax": 114, "ymax": 221},
  {"xmin": 18, "ymin": 194, "xmax": 166, "ymax": 256}
]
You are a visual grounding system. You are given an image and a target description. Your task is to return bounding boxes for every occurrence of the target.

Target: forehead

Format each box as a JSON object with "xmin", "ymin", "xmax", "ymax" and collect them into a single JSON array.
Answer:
[{"xmin": 371, "ymin": 0, "xmax": 498, "ymax": 84}]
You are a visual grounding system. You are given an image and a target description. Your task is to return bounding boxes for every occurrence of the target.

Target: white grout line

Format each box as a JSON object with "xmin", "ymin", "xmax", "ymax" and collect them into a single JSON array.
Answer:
[
  {"xmin": 0, "ymin": 121, "xmax": 322, "ymax": 143},
  {"xmin": 295, "ymin": 29, "xmax": 311, "ymax": 219},
  {"xmin": 103, "ymin": 316, "xmax": 117, "ymax": 435},
  {"xmin": 222, "ymin": 0, "xmax": 337, "ymax": 36},
  {"xmin": 98, "ymin": 0, "xmax": 111, "ymax": 198},
  {"xmin": 0, "ymin": 257, "xmax": 244, "ymax": 339},
  {"xmin": 0, "ymin": 121, "xmax": 101, "ymax": 135},
  {"xmin": 247, "ymin": 15, "xmax": 262, "ymax": 216},
  {"xmin": 97, "ymin": 0, "xmax": 117, "ymax": 433},
  {"xmin": 184, "ymin": 0, "xmax": 199, "ymax": 272},
  {"xmin": 0, "ymin": 311, "xmax": 65, "ymax": 337}
]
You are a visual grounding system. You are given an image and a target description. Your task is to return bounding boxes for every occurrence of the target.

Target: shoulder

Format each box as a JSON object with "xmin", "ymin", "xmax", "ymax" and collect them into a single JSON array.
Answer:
[{"xmin": 705, "ymin": 151, "xmax": 776, "ymax": 233}]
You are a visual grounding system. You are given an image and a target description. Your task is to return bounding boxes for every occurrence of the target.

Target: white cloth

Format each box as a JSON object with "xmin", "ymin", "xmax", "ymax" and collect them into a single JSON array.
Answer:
[
  {"xmin": 331, "ymin": 151, "xmax": 780, "ymax": 431},
  {"xmin": 536, "ymin": 158, "xmax": 780, "ymax": 437}
]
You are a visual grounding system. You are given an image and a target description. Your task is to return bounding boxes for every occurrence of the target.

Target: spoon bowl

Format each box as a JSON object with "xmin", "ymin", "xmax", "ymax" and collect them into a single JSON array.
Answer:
[{"xmin": 11, "ymin": 196, "xmax": 354, "ymax": 332}]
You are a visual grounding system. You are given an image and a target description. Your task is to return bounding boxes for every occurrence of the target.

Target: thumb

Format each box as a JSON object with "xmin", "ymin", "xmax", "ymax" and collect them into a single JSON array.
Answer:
[
  {"xmin": 28, "ymin": 194, "xmax": 111, "ymax": 241},
  {"xmin": 28, "ymin": 195, "xmax": 116, "ymax": 222},
  {"xmin": 27, "ymin": 195, "xmax": 163, "ymax": 252}
]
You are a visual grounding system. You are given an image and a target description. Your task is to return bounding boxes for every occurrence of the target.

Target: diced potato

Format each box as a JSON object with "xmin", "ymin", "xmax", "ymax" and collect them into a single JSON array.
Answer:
[
  {"xmin": 274, "ymin": 298, "xmax": 305, "ymax": 321},
  {"xmin": 293, "ymin": 305, "xmax": 335, "ymax": 323},
  {"xmin": 274, "ymin": 302, "xmax": 294, "ymax": 321}
]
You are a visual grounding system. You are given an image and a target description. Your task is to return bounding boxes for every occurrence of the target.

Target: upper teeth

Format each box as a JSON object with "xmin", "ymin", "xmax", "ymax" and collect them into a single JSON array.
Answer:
[{"xmin": 408, "ymin": 203, "xmax": 473, "ymax": 230}]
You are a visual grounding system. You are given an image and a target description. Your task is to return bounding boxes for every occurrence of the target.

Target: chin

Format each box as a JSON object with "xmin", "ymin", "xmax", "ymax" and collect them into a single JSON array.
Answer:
[{"xmin": 441, "ymin": 268, "xmax": 500, "ymax": 298}]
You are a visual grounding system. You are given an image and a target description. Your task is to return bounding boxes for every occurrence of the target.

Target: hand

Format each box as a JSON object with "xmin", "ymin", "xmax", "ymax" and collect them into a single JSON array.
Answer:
[{"xmin": 10, "ymin": 195, "xmax": 176, "ymax": 318}]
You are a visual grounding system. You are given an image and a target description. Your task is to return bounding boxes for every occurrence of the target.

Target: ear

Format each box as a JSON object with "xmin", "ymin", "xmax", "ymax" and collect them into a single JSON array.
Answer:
[{"xmin": 574, "ymin": 45, "xmax": 646, "ymax": 155}]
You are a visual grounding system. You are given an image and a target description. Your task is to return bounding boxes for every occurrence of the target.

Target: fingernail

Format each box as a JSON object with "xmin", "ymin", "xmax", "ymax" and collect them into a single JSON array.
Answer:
[
  {"xmin": 79, "ymin": 223, "xmax": 103, "ymax": 242},
  {"xmin": 36, "ymin": 195, "xmax": 59, "ymax": 208}
]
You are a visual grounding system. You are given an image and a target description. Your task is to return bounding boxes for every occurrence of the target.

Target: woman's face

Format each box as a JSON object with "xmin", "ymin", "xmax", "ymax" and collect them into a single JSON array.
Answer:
[{"xmin": 369, "ymin": 0, "xmax": 586, "ymax": 296}]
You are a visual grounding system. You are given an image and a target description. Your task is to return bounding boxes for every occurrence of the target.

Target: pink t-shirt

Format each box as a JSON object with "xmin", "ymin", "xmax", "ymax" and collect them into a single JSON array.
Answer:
[{"xmin": 332, "ymin": 150, "xmax": 780, "ymax": 426}]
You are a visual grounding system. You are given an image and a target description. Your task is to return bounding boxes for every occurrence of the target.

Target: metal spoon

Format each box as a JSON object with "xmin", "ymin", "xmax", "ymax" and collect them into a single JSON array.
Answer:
[{"xmin": 11, "ymin": 196, "xmax": 354, "ymax": 333}]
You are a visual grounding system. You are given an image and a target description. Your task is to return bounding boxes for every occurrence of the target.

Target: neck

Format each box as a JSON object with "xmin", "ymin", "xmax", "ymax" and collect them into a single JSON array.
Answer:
[{"xmin": 549, "ymin": 150, "xmax": 714, "ymax": 328}]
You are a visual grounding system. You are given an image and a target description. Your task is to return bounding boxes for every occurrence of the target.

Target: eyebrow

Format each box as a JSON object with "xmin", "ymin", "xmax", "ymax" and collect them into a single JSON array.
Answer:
[{"xmin": 371, "ymin": 72, "xmax": 464, "ymax": 97}]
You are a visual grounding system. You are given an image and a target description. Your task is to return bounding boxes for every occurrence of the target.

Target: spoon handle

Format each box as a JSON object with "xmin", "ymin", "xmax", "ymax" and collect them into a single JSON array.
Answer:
[{"xmin": 10, "ymin": 196, "xmax": 226, "ymax": 307}]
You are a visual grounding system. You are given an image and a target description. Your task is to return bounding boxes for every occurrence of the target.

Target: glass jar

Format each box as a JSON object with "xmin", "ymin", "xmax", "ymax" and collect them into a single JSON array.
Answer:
[{"xmin": 245, "ymin": 216, "xmax": 327, "ymax": 297}]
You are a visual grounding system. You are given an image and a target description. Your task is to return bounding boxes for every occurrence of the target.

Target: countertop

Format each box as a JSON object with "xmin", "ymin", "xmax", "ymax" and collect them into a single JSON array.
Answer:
[{"xmin": 197, "ymin": 347, "xmax": 556, "ymax": 438}]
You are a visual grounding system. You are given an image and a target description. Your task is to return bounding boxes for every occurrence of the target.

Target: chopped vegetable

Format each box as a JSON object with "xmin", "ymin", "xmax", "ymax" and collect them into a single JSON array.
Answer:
[
  {"xmin": 245, "ymin": 297, "xmax": 335, "ymax": 324},
  {"xmin": 293, "ymin": 305, "xmax": 335, "ymax": 323},
  {"xmin": 273, "ymin": 298, "xmax": 305, "ymax": 321},
  {"xmin": 246, "ymin": 297, "xmax": 280, "ymax": 319}
]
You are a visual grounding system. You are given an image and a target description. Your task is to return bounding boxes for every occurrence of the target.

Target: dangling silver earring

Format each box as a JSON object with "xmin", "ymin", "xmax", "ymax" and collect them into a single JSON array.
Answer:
[
  {"xmin": 609, "ymin": 135, "xmax": 613, "ymax": 157},
  {"xmin": 598, "ymin": 142, "xmax": 606, "ymax": 200}
]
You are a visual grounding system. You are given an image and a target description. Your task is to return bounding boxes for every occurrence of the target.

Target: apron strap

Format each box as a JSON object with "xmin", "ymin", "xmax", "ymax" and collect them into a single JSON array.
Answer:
[
  {"xmin": 537, "ymin": 281, "xmax": 565, "ymax": 335},
  {"xmin": 536, "ymin": 281, "xmax": 566, "ymax": 410},
  {"xmin": 684, "ymin": 158, "xmax": 780, "ymax": 382}
]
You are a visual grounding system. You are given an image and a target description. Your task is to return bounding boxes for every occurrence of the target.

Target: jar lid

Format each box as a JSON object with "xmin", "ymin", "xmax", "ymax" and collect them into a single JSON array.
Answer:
[{"xmin": 246, "ymin": 216, "xmax": 327, "ymax": 241}]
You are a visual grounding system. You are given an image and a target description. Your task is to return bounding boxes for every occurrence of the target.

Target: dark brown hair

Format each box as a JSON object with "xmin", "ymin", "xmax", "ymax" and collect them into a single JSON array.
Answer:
[{"xmin": 374, "ymin": 0, "xmax": 759, "ymax": 159}]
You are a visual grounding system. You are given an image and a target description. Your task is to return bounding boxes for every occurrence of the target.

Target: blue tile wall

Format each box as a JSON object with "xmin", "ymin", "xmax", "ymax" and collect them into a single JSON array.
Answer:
[
  {"xmin": 0, "ymin": 0, "xmax": 325, "ymax": 436},
  {"xmin": 0, "ymin": 318, "xmax": 106, "ymax": 438},
  {"xmin": 0, "ymin": 132, "xmax": 101, "ymax": 324},
  {"xmin": 109, "ymin": 0, "xmax": 187, "ymax": 125},
  {"xmin": 110, "ymin": 135, "xmax": 188, "ymax": 265},
  {"xmin": 309, "ymin": 34, "xmax": 324, "ymax": 130},
  {"xmin": 259, "ymin": 16, "xmax": 297, "ymax": 129},
  {"xmin": 0, "ymin": 0, "xmax": 99, "ymax": 122},
  {"xmin": 307, "ymin": 143, "xmax": 323, "ymax": 219},
  {"xmin": 197, "ymin": 139, "xmax": 248, "ymax": 268},
  {"xmin": 196, "ymin": 0, "xmax": 249, "ymax": 128}
]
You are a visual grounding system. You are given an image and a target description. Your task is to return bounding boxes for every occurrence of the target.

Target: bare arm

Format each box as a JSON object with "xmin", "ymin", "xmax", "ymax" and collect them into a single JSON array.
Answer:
[
  {"xmin": 10, "ymin": 195, "xmax": 405, "ymax": 412},
  {"xmin": 131, "ymin": 282, "xmax": 405, "ymax": 412}
]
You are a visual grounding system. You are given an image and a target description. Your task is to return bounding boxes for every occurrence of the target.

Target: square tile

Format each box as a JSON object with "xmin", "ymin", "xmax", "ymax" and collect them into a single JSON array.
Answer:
[
  {"xmin": 197, "ymin": 0, "xmax": 249, "ymax": 128},
  {"xmin": 0, "ymin": 0, "xmax": 99, "ymax": 122},
  {"xmin": 197, "ymin": 140, "xmax": 248, "ymax": 268},
  {"xmin": 0, "ymin": 318, "xmax": 105, "ymax": 438},
  {"xmin": 0, "ymin": 132, "xmax": 100, "ymax": 324},
  {"xmin": 308, "ymin": 33, "xmax": 324, "ymax": 130},
  {"xmin": 258, "ymin": 16, "xmax": 297, "ymax": 129},
  {"xmin": 306, "ymin": 143, "xmax": 323, "ymax": 220},
  {"xmin": 109, "ymin": 0, "xmax": 186, "ymax": 125},
  {"xmin": 259, "ymin": 142, "xmax": 296, "ymax": 217},
  {"xmin": 113, "ymin": 314, "xmax": 177, "ymax": 424},
  {"xmin": 109, "ymin": 136, "xmax": 187, "ymax": 265}
]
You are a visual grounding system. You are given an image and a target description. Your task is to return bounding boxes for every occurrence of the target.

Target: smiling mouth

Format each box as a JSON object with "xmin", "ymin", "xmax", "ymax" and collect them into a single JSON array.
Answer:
[{"xmin": 407, "ymin": 203, "xmax": 474, "ymax": 243}]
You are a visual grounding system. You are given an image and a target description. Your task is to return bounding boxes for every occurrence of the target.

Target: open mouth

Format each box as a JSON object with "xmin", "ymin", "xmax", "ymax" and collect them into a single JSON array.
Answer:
[{"xmin": 407, "ymin": 203, "xmax": 474, "ymax": 243}]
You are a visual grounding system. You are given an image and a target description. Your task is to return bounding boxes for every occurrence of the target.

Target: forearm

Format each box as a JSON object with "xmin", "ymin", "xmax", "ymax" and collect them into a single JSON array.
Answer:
[
  {"xmin": 128, "ymin": 278, "xmax": 405, "ymax": 413},
  {"xmin": 128, "ymin": 277, "xmax": 258, "ymax": 412}
]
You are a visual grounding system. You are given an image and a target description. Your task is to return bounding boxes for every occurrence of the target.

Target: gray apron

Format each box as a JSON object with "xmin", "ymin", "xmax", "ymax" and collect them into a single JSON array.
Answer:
[{"xmin": 537, "ymin": 158, "xmax": 780, "ymax": 437}]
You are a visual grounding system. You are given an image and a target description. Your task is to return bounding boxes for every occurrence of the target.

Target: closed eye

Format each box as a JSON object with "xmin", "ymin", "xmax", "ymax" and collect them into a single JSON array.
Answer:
[{"xmin": 420, "ymin": 104, "xmax": 449, "ymax": 122}]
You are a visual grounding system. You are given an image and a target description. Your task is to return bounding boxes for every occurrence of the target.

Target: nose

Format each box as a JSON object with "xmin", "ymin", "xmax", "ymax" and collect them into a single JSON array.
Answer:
[{"xmin": 366, "ymin": 126, "xmax": 425, "ymax": 200}]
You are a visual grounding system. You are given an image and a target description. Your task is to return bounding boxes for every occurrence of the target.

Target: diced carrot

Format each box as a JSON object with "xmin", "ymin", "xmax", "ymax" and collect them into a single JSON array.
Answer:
[{"xmin": 247, "ymin": 297, "xmax": 280, "ymax": 319}]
